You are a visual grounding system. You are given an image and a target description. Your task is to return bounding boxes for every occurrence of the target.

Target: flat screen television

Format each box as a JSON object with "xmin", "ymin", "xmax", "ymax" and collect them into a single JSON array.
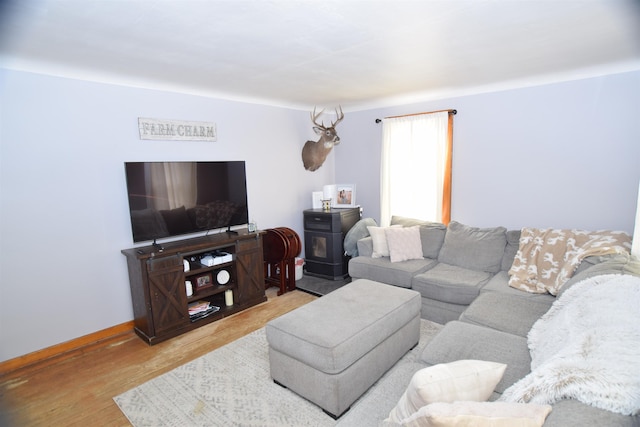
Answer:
[{"xmin": 124, "ymin": 161, "xmax": 249, "ymax": 243}]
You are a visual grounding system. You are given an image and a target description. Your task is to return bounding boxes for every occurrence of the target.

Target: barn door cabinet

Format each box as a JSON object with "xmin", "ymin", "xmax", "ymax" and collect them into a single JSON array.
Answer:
[{"xmin": 122, "ymin": 230, "xmax": 266, "ymax": 345}]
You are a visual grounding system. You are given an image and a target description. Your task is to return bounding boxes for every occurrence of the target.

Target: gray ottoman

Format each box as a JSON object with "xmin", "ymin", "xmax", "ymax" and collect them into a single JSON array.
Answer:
[{"xmin": 265, "ymin": 279, "xmax": 421, "ymax": 418}]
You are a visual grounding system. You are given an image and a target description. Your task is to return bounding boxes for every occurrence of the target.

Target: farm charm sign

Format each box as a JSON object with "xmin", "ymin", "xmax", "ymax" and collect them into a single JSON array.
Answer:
[{"xmin": 138, "ymin": 117, "xmax": 217, "ymax": 141}]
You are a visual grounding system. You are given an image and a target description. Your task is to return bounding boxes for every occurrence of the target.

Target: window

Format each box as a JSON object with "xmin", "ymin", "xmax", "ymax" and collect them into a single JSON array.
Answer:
[{"xmin": 380, "ymin": 110, "xmax": 454, "ymax": 225}]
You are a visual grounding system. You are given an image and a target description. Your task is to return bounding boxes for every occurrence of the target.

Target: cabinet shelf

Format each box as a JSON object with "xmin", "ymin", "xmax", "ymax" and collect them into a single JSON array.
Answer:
[
  {"xmin": 187, "ymin": 283, "xmax": 234, "ymax": 302},
  {"xmin": 185, "ymin": 261, "xmax": 234, "ymax": 278}
]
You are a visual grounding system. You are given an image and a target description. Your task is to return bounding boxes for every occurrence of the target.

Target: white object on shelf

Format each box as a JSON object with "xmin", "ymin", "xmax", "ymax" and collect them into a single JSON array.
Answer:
[
  {"xmin": 312, "ymin": 191, "xmax": 323, "ymax": 209},
  {"xmin": 295, "ymin": 257, "xmax": 304, "ymax": 281},
  {"xmin": 217, "ymin": 269, "xmax": 230, "ymax": 285},
  {"xmin": 200, "ymin": 255, "xmax": 215, "ymax": 267},
  {"xmin": 214, "ymin": 252, "xmax": 233, "ymax": 264},
  {"xmin": 323, "ymin": 184, "xmax": 336, "ymax": 202},
  {"xmin": 225, "ymin": 289, "xmax": 234, "ymax": 306},
  {"xmin": 201, "ymin": 252, "xmax": 233, "ymax": 267}
]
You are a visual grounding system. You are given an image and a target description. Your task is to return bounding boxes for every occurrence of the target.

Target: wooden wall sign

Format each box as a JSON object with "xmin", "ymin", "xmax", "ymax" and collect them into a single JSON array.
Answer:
[{"xmin": 138, "ymin": 117, "xmax": 217, "ymax": 141}]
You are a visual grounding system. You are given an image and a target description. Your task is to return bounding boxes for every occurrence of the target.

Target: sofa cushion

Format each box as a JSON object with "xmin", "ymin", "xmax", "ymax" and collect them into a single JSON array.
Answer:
[
  {"xmin": 459, "ymin": 292, "xmax": 553, "ymax": 337},
  {"xmin": 501, "ymin": 230, "xmax": 521, "ymax": 271},
  {"xmin": 344, "ymin": 217, "xmax": 377, "ymax": 257},
  {"xmin": 356, "ymin": 236, "xmax": 374, "ymax": 258},
  {"xmin": 390, "ymin": 215, "xmax": 439, "ymax": 227},
  {"xmin": 437, "ymin": 221, "xmax": 507, "ymax": 273},
  {"xmin": 541, "ymin": 398, "xmax": 636, "ymax": 427},
  {"xmin": 400, "ymin": 401, "xmax": 552, "ymax": 427},
  {"xmin": 412, "ymin": 263, "xmax": 492, "ymax": 305},
  {"xmin": 386, "ymin": 226, "xmax": 424, "ymax": 262},
  {"xmin": 419, "ymin": 224, "xmax": 447, "ymax": 259},
  {"xmin": 390, "ymin": 216, "xmax": 447, "ymax": 258},
  {"xmin": 572, "ymin": 255, "xmax": 602, "ymax": 276},
  {"xmin": 387, "ymin": 360, "xmax": 507, "ymax": 423},
  {"xmin": 420, "ymin": 321, "xmax": 531, "ymax": 394},
  {"xmin": 419, "ymin": 298, "xmax": 469, "ymax": 325},
  {"xmin": 349, "ymin": 256, "xmax": 437, "ymax": 288},
  {"xmin": 481, "ymin": 271, "xmax": 548, "ymax": 297},
  {"xmin": 556, "ymin": 254, "xmax": 632, "ymax": 298},
  {"xmin": 368, "ymin": 225, "xmax": 402, "ymax": 258}
]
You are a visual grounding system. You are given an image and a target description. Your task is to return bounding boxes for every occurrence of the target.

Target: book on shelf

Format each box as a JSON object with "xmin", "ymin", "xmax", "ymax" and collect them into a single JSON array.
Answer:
[
  {"xmin": 188, "ymin": 300, "xmax": 210, "ymax": 314},
  {"xmin": 188, "ymin": 300, "xmax": 220, "ymax": 320}
]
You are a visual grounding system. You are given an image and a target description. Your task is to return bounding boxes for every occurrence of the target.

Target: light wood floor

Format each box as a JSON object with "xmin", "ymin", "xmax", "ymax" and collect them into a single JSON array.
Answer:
[{"xmin": 0, "ymin": 287, "xmax": 316, "ymax": 427}]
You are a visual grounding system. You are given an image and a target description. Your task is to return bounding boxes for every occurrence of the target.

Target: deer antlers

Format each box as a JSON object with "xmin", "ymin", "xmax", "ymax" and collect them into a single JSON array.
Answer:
[{"xmin": 310, "ymin": 106, "xmax": 344, "ymax": 129}]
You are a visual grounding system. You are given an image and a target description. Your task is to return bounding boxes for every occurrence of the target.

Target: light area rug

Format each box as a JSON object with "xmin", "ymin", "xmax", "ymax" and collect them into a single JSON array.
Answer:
[{"xmin": 114, "ymin": 319, "xmax": 443, "ymax": 427}]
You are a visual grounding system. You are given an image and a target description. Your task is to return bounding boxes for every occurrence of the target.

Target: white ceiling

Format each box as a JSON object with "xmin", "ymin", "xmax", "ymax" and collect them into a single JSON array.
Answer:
[{"xmin": 1, "ymin": 0, "xmax": 639, "ymax": 111}]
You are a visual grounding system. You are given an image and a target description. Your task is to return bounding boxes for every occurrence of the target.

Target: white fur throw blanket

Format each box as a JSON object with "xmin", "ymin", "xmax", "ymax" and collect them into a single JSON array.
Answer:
[
  {"xmin": 508, "ymin": 228, "xmax": 631, "ymax": 295},
  {"xmin": 500, "ymin": 274, "xmax": 640, "ymax": 415}
]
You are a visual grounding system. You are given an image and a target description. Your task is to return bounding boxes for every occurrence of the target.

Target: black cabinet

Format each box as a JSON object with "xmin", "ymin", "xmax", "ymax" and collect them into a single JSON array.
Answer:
[{"xmin": 303, "ymin": 208, "xmax": 361, "ymax": 280}]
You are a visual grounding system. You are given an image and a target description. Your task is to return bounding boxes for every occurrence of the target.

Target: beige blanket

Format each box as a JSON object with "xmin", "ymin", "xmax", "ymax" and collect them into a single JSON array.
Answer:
[{"xmin": 508, "ymin": 228, "xmax": 631, "ymax": 294}]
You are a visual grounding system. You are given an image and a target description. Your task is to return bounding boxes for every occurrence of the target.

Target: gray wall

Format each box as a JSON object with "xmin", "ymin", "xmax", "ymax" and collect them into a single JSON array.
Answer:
[
  {"xmin": 336, "ymin": 71, "xmax": 640, "ymax": 232},
  {"xmin": 1, "ymin": 68, "xmax": 639, "ymax": 362},
  {"xmin": 0, "ymin": 69, "xmax": 334, "ymax": 362}
]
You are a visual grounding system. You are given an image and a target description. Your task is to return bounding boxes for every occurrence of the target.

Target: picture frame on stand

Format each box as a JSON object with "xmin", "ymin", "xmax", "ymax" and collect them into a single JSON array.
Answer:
[
  {"xmin": 195, "ymin": 272, "xmax": 213, "ymax": 290},
  {"xmin": 334, "ymin": 184, "xmax": 356, "ymax": 208}
]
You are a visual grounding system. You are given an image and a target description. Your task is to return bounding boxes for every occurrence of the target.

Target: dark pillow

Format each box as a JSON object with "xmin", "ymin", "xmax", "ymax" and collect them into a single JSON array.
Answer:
[
  {"xmin": 160, "ymin": 206, "xmax": 193, "ymax": 234},
  {"xmin": 130, "ymin": 208, "xmax": 169, "ymax": 241},
  {"xmin": 186, "ymin": 207, "xmax": 198, "ymax": 228},
  {"xmin": 194, "ymin": 200, "xmax": 238, "ymax": 230},
  {"xmin": 437, "ymin": 221, "xmax": 507, "ymax": 273},
  {"xmin": 344, "ymin": 218, "xmax": 377, "ymax": 257}
]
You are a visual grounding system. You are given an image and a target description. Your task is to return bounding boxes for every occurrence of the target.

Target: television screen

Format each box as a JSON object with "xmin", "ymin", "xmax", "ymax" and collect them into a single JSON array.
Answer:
[{"xmin": 124, "ymin": 161, "xmax": 249, "ymax": 243}]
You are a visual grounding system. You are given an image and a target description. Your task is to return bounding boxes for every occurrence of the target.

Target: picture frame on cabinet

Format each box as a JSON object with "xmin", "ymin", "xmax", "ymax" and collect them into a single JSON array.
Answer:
[
  {"xmin": 195, "ymin": 272, "xmax": 213, "ymax": 290},
  {"xmin": 334, "ymin": 184, "xmax": 356, "ymax": 208}
]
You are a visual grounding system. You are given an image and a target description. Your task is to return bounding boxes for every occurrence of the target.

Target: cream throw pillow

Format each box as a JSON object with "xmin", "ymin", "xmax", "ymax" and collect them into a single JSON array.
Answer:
[
  {"xmin": 368, "ymin": 225, "xmax": 401, "ymax": 258},
  {"xmin": 386, "ymin": 226, "xmax": 424, "ymax": 263},
  {"xmin": 387, "ymin": 360, "xmax": 507, "ymax": 423},
  {"xmin": 401, "ymin": 401, "xmax": 552, "ymax": 427}
]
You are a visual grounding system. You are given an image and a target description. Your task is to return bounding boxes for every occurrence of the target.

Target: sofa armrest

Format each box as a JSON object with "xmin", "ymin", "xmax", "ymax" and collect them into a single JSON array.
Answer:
[{"xmin": 357, "ymin": 237, "xmax": 374, "ymax": 258}]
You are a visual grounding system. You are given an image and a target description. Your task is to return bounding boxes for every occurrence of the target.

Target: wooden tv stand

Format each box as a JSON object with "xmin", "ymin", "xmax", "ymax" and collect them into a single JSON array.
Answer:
[{"xmin": 121, "ymin": 230, "xmax": 266, "ymax": 345}]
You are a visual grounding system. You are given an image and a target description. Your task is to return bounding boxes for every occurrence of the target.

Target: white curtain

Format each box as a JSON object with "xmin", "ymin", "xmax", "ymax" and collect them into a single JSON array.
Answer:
[
  {"xmin": 381, "ymin": 112, "xmax": 449, "ymax": 226},
  {"xmin": 149, "ymin": 163, "xmax": 197, "ymax": 210},
  {"xmin": 633, "ymin": 181, "xmax": 640, "ymax": 259}
]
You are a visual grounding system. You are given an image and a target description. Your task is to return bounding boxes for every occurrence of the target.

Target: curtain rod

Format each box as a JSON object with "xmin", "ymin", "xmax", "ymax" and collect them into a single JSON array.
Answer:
[{"xmin": 375, "ymin": 109, "xmax": 457, "ymax": 123}]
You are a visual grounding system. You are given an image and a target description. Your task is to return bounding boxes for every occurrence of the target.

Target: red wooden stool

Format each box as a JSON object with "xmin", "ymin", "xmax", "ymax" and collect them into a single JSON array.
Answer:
[{"xmin": 262, "ymin": 228, "xmax": 301, "ymax": 295}]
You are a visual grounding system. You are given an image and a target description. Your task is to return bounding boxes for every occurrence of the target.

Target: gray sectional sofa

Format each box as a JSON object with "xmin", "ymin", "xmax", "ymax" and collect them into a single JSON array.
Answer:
[{"xmin": 347, "ymin": 216, "xmax": 639, "ymax": 426}]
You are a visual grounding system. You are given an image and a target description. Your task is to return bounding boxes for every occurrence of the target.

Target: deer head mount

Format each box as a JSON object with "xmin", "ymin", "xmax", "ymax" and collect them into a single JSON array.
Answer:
[{"xmin": 302, "ymin": 106, "xmax": 344, "ymax": 171}]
